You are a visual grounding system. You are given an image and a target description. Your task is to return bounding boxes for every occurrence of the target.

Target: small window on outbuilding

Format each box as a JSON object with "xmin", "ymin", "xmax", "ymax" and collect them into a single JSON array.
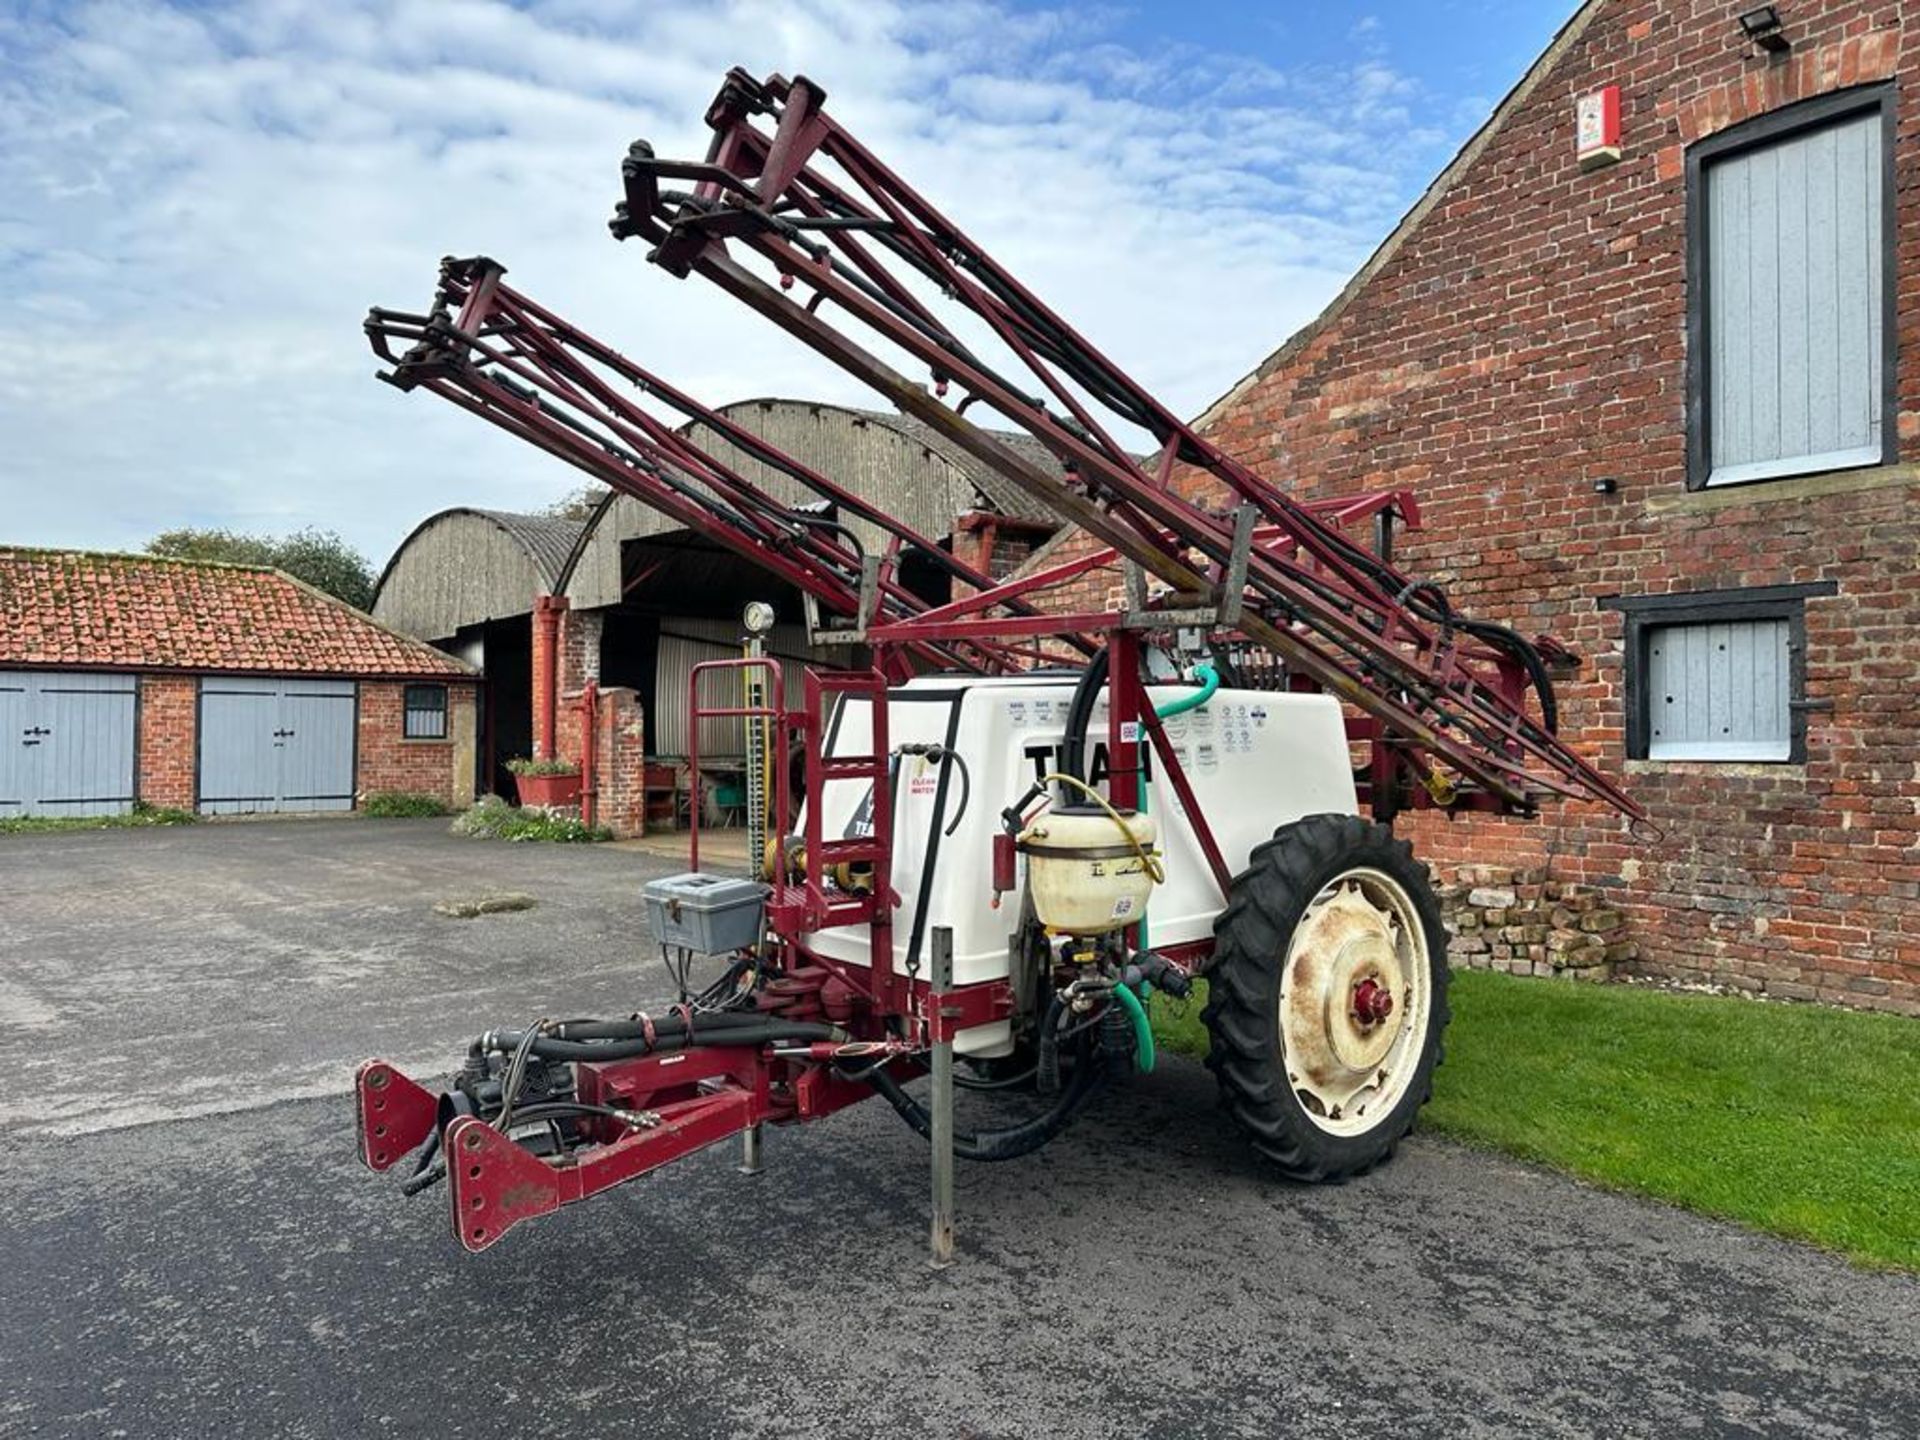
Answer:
[
  {"xmin": 1687, "ymin": 85, "xmax": 1896, "ymax": 489},
  {"xmin": 1603, "ymin": 584, "xmax": 1834, "ymax": 763},
  {"xmin": 404, "ymin": 684, "xmax": 448, "ymax": 740}
]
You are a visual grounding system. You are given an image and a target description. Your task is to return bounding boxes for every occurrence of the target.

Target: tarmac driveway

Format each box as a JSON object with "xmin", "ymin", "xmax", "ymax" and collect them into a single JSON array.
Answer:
[
  {"xmin": 0, "ymin": 818, "xmax": 682, "ymax": 1136},
  {"xmin": 1, "ymin": 820, "xmax": 1916, "ymax": 1438}
]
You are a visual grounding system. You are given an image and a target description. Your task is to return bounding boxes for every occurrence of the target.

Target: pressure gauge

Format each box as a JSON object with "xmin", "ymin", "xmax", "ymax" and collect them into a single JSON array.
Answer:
[{"xmin": 742, "ymin": 600, "xmax": 778, "ymax": 636}]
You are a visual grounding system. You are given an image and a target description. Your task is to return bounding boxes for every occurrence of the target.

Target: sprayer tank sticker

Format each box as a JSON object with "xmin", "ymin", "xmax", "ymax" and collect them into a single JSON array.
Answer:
[
  {"xmin": 1217, "ymin": 702, "xmax": 1255, "ymax": 755},
  {"xmin": 907, "ymin": 758, "xmax": 938, "ymax": 798},
  {"xmin": 844, "ymin": 783, "xmax": 877, "ymax": 838}
]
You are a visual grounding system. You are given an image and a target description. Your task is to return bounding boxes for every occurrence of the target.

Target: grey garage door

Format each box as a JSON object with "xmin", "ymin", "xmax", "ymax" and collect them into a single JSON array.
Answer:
[
  {"xmin": 198, "ymin": 677, "xmax": 357, "ymax": 815},
  {"xmin": 0, "ymin": 671, "xmax": 138, "ymax": 818}
]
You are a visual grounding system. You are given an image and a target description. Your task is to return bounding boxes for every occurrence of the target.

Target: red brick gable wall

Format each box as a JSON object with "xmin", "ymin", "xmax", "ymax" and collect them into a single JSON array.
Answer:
[{"xmin": 1182, "ymin": 1, "xmax": 1919, "ymax": 1012}]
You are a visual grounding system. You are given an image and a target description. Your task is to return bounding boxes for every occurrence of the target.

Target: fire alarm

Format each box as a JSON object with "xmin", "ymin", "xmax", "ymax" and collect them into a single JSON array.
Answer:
[{"xmin": 1577, "ymin": 85, "xmax": 1622, "ymax": 170}]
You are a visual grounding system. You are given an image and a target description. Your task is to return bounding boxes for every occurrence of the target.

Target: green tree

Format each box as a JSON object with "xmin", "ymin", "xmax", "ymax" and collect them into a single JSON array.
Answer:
[
  {"xmin": 270, "ymin": 528, "xmax": 377, "ymax": 610},
  {"xmin": 147, "ymin": 528, "xmax": 276, "ymax": 567},
  {"xmin": 146, "ymin": 527, "xmax": 377, "ymax": 611}
]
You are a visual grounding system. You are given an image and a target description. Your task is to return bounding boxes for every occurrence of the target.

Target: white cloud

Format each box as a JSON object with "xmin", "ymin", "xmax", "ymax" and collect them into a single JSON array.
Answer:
[{"xmin": 0, "ymin": 0, "xmax": 1466, "ymax": 564}]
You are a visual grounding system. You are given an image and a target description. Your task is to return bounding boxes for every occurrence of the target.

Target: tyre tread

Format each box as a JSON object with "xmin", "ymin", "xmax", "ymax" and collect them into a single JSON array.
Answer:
[{"xmin": 1201, "ymin": 813, "xmax": 1452, "ymax": 1182}]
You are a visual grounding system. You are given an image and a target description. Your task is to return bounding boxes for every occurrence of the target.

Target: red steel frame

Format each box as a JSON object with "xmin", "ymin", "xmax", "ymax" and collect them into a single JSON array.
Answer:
[{"xmin": 614, "ymin": 68, "xmax": 1647, "ymax": 824}]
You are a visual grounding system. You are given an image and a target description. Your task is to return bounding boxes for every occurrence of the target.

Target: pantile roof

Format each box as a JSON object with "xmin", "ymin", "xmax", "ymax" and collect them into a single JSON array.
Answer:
[{"xmin": 0, "ymin": 548, "xmax": 474, "ymax": 678}]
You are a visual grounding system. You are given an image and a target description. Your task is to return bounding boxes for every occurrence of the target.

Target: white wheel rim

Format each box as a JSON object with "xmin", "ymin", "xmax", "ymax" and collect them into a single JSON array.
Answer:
[{"xmin": 1275, "ymin": 866, "xmax": 1430, "ymax": 1137}]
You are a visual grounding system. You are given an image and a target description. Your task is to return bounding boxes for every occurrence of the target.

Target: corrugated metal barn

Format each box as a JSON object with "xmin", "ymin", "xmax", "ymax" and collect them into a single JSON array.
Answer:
[{"xmin": 372, "ymin": 399, "xmax": 1061, "ymax": 797}]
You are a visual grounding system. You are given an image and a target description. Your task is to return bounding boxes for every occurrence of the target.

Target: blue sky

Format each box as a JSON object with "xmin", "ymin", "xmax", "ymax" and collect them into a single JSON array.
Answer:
[
  {"xmin": 0, "ymin": 0, "xmax": 1582, "ymax": 563},
  {"xmin": 1053, "ymin": 2, "xmax": 1574, "ymax": 104}
]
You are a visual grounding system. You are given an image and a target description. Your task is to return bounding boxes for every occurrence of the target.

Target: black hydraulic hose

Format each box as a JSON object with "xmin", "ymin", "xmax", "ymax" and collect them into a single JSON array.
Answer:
[
  {"xmin": 524, "ymin": 1026, "xmax": 837, "ymax": 1061},
  {"xmin": 954, "ymin": 251, "xmax": 1165, "ymax": 435},
  {"xmin": 1453, "ymin": 617, "xmax": 1559, "ymax": 734},
  {"xmin": 542, "ymin": 1012, "xmax": 776, "ymax": 1041},
  {"xmin": 863, "ymin": 1045, "xmax": 1104, "ymax": 1162},
  {"xmin": 1293, "ymin": 517, "xmax": 1561, "ymax": 737},
  {"xmin": 1058, "ymin": 644, "xmax": 1111, "ymax": 788},
  {"xmin": 769, "ymin": 188, "xmax": 1552, "ymax": 756},
  {"xmin": 479, "ymin": 1019, "xmax": 842, "ymax": 1062}
]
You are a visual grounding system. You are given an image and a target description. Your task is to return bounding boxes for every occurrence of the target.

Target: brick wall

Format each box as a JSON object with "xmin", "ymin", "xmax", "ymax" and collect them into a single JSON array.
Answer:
[
  {"xmin": 595, "ymin": 686, "xmax": 646, "ymax": 838},
  {"xmin": 951, "ymin": 513, "xmax": 1062, "ymax": 601},
  {"xmin": 356, "ymin": 680, "xmax": 480, "ymax": 807},
  {"xmin": 1177, "ymin": 1, "xmax": 1918, "ymax": 1013},
  {"xmin": 561, "ymin": 607, "xmax": 601, "ymax": 694},
  {"xmin": 136, "ymin": 675, "xmax": 196, "ymax": 809},
  {"xmin": 553, "ymin": 684, "xmax": 647, "ymax": 837}
]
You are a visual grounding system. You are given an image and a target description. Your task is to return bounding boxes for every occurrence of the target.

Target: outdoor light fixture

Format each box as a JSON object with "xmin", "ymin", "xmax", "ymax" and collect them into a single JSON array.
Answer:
[
  {"xmin": 742, "ymin": 599, "xmax": 778, "ymax": 636},
  {"xmin": 1738, "ymin": 6, "xmax": 1791, "ymax": 54}
]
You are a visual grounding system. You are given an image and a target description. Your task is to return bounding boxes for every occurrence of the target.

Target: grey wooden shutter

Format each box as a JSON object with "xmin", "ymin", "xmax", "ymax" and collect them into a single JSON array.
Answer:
[
  {"xmin": 1646, "ymin": 620, "xmax": 1790, "ymax": 760},
  {"xmin": 1706, "ymin": 109, "xmax": 1884, "ymax": 485}
]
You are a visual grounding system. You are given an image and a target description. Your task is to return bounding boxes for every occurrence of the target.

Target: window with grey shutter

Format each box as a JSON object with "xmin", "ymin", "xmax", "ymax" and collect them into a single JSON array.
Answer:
[
  {"xmin": 1603, "ymin": 584, "xmax": 1834, "ymax": 765},
  {"xmin": 404, "ymin": 684, "xmax": 448, "ymax": 740},
  {"xmin": 1688, "ymin": 88, "xmax": 1894, "ymax": 489},
  {"xmin": 1645, "ymin": 619, "xmax": 1789, "ymax": 760}
]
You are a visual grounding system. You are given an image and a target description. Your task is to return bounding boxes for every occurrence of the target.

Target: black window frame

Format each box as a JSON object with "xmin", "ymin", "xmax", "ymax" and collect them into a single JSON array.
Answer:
[
  {"xmin": 1601, "ymin": 583, "xmax": 1835, "ymax": 763},
  {"xmin": 403, "ymin": 683, "xmax": 449, "ymax": 741},
  {"xmin": 1686, "ymin": 82, "xmax": 1899, "ymax": 491}
]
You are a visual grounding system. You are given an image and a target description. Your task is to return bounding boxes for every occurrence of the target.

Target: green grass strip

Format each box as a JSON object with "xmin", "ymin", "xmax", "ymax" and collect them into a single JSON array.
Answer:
[
  {"xmin": 361, "ymin": 791, "xmax": 453, "ymax": 818},
  {"xmin": 0, "ymin": 803, "xmax": 198, "ymax": 834},
  {"xmin": 1152, "ymin": 970, "xmax": 1919, "ymax": 1269}
]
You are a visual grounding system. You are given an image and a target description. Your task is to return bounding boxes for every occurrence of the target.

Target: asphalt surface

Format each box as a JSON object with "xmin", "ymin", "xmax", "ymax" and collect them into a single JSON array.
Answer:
[
  {"xmin": 0, "ymin": 819, "xmax": 678, "ymax": 1137},
  {"xmin": 3, "ymin": 821, "xmax": 1917, "ymax": 1438}
]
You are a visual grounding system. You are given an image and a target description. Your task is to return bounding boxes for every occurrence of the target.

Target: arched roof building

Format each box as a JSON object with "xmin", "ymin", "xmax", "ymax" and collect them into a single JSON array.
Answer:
[
  {"xmin": 374, "ymin": 400, "xmax": 1062, "ymax": 639},
  {"xmin": 372, "ymin": 507, "xmax": 586, "ymax": 642}
]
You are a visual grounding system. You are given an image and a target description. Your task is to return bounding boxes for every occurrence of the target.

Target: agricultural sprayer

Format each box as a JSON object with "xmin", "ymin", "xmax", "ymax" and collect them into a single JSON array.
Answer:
[{"xmin": 356, "ymin": 69, "xmax": 1643, "ymax": 1257}]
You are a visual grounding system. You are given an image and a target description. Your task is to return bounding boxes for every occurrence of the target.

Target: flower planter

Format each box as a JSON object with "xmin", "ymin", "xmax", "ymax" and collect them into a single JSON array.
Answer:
[{"xmin": 512, "ymin": 772, "xmax": 582, "ymax": 809}]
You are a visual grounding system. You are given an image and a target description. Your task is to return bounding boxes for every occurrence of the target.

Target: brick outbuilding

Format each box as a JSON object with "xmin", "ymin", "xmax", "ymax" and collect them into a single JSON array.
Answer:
[
  {"xmin": 1, "ymin": 548, "xmax": 479, "ymax": 817},
  {"xmin": 1032, "ymin": 0, "xmax": 1919, "ymax": 1013}
]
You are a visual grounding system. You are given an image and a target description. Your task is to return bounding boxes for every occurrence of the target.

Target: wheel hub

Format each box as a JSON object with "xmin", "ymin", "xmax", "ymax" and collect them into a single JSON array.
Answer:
[
  {"xmin": 1278, "ymin": 874, "xmax": 1421, "ymax": 1127},
  {"xmin": 1352, "ymin": 976, "xmax": 1395, "ymax": 1026}
]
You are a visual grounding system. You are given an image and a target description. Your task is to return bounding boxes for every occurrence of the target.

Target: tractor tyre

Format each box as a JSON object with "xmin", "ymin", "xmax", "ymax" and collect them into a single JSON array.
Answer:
[{"xmin": 1203, "ymin": 813, "xmax": 1450, "ymax": 1182}]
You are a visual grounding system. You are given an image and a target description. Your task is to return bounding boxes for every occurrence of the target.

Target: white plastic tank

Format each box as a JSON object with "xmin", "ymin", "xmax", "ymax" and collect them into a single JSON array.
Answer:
[{"xmin": 804, "ymin": 674, "xmax": 1358, "ymax": 1053}]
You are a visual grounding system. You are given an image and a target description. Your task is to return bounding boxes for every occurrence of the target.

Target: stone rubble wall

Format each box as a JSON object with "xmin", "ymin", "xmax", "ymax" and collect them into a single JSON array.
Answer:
[{"xmin": 1437, "ymin": 865, "xmax": 1636, "ymax": 982}]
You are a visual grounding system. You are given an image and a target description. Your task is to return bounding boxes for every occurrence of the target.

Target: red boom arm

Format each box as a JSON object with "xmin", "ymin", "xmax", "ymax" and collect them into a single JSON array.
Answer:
[{"xmin": 613, "ymin": 69, "xmax": 1644, "ymax": 823}]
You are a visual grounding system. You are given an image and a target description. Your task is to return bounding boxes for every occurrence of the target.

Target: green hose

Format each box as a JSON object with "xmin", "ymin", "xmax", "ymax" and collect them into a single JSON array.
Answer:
[
  {"xmin": 1110, "ymin": 980, "xmax": 1154, "ymax": 1072},
  {"xmin": 1154, "ymin": 660, "xmax": 1220, "ymax": 721}
]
